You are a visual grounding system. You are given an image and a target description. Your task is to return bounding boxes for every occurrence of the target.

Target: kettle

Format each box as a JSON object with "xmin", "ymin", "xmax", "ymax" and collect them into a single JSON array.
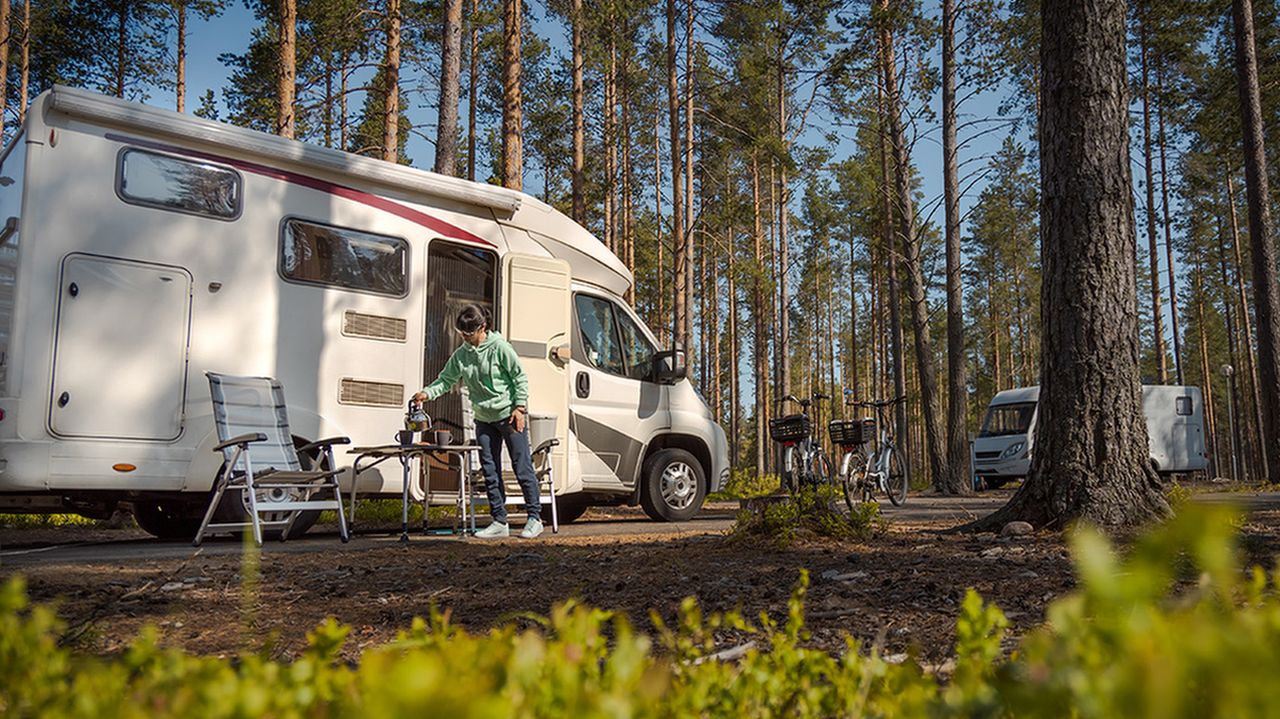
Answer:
[{"xmin": 406, "ymin": 398, "xmax": 430, "ymax": 433}]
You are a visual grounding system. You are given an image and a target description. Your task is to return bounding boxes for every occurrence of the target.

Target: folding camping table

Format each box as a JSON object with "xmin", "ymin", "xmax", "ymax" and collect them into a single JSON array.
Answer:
[{"xmin": 348, "ymin": 443, "xmax": 480, "ymax": 541}]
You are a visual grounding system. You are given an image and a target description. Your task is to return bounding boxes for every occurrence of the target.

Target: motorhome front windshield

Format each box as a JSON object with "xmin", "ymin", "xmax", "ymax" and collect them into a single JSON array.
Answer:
[{"xmin": 978, "ymin": 402, "xmax": 1036, "ymax": 437}]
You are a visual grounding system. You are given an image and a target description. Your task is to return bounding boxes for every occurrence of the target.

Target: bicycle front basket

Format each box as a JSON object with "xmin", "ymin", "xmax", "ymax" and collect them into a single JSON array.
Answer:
[{"xmin": 768, "ymin": 413, "xmax": 812, "ymax": 443}]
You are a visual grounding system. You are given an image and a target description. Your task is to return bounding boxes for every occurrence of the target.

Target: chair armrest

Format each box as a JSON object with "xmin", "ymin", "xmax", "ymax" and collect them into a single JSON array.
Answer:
[
  {"xmin": 532, "ymin": 438, "xmax": 561, "ymax": 456},
  {"xmin": 296, "ymin": 436, "xmax": 352, "ymax": 455},
  {"xmin": 213, "ymin": 432, "xmax": 267, "ymax": 453}
]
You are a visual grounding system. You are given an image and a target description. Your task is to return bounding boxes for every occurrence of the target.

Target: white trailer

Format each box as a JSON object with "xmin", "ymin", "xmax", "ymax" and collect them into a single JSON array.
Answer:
[
  {"xmin": 0, "ymin": 86, "xmax": 728, "ymax": 537},
  {"xmin": 971, "ymin": 385, "xmax": 1209, "ymax": 488}
]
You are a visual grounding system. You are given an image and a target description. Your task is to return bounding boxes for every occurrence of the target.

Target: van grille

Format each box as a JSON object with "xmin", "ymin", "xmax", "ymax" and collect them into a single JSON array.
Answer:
[
  {"xmin": 342, "ymin": 311, "xmax": 407, "ymax": 342},
  {"xmin": 339, "ymin": 378, "xmax": 404, "ymax": 407},
  {"xmin": 974, "ymin": 451, "xmax": 1001, "ymax": 460}
]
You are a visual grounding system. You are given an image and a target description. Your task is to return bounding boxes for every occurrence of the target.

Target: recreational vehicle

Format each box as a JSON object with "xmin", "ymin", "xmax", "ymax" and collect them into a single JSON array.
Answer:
[
  {"xmin": 0, "ymin": 86, "xmax": 728, "ymax": 537},
  {"xmin": 971, "ymin": 385, "xmax": 1209, "ymax": 488}
]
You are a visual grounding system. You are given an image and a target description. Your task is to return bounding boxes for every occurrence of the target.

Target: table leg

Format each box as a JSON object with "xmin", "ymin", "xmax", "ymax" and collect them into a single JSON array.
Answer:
[{"xmin": 400, "ymin": 455, "xmax": 411, "ymax": 543}]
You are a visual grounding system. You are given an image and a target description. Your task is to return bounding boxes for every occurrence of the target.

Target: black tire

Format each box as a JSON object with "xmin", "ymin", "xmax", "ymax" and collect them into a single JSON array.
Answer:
[
  {"xmin": 639, "ymin": 448, "xmax": 706, "ymax": 522},
  {"xmin": 780, "ymin": 446, "xmax": 797, "ymax": 494},
  {"xmin": 132, "ymin": 500, "xmax": 203, "ymax": 540},
  {"xmin": 542, "ymin": 493, "xmax": 589, "ymax": 525},
  {"xmin": 885, "ymin": 449, "xmax": 907, "ymax": 506},
  {"xmin": 840, "ymin": 453, "xmax": 865, "ymax": 514},
  {"xmin": 809, "ymin": 450, "xmax": 833, "ymax": 487}
]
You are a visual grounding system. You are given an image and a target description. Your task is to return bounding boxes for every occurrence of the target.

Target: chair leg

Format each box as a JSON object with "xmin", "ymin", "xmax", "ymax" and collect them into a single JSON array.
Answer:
[
  {"xmin": 333, "ymin": 480, "xmax": 350, "ymax": 543},
  {"xmin": 347, "ymin": 466, "xmax": 360, "ymax": 530},
  {"xmin": 194, "ymin": 475, "xmax": 230, "ymax": 547},
  {"xmin": 548, "ymin": 467, "xmax": 558, "ymax": 534},
  {"xmin": 243, "ymin": 471, "xmax": 264, "ymax": 547}
]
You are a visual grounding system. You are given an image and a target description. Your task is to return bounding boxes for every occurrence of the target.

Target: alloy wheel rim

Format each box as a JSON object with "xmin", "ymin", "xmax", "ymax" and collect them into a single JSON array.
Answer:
[{"xmin": 661, "ymin": 462, "xmax": 696, "ymax": 510}]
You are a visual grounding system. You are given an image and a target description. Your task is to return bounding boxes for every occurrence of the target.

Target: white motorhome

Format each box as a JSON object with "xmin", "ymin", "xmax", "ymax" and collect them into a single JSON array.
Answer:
[
  {"xmin": 0, "ymin": 86, "xmax": 728, "ymax": 537},
  {"xmin": 972, "ymin": 385, "xmax": 1209, "ymax": 488}
]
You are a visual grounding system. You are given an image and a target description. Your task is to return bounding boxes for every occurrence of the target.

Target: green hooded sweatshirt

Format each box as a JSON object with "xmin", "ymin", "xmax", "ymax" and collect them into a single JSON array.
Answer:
[{"xmin": 421, "ymin": 331, "xmax": 529, "ymax": 423}]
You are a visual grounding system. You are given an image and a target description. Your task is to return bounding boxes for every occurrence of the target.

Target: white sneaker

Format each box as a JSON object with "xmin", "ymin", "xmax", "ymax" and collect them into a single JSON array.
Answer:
[
  {"xmin": 520, "ymin": 517, "xmax": 544, "ymax": 539},
  {"xmin": 475, "ymin": 521, "xmax": 509, "ymax": 538}
]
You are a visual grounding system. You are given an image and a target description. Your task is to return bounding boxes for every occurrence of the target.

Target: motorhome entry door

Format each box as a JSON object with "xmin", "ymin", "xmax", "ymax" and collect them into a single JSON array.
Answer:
[
  {"xmin": 502, "ymin": 253, "xmax": 571, "ymax": 482},
  {"xmin": 50, "ymin": 255, "xmax": 192, "ymax": 440}
]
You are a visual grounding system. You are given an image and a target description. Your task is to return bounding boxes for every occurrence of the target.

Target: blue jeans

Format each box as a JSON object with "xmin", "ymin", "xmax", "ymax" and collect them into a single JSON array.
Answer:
[{"xmin": 474, "ymin": 418, "xmax": 540, "ymax": 523}]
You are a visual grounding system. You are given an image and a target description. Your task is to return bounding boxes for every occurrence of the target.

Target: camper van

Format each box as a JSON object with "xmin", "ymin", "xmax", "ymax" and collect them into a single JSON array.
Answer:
[
  {"xmin": 972, "ymin": 385, "xmax": 1209, "ymax": 488},
  {"xmin": 0, "ymin": 86, "xmax": 728, "ymax": 537}
]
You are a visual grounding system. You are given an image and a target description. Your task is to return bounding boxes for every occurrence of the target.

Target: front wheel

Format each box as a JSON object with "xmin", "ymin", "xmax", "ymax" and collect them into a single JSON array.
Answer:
[
  {"xmin": 808, "ymin": 450, "xmax": 833, "ymax": 487},
  {"xmin": 884, "ymin": 449, "xmax": 908, "ymax": 506},
  {"xmin": 639, "ymin": 448, "xmax": 706, "ymax": 522}
]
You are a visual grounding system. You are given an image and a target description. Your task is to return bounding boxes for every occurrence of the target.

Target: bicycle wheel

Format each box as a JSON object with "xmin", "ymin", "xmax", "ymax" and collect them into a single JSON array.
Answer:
[
  {"xmin": 810, "ymin": 450, "xmax": 833, "ymax": 487},
  {"xmin": 781, "ymin": 445, "xmax": 797, "ymax": 493},
  {"xmin": 839, "ymin": 452, "xmax": 864, "ymax": 513},
  {"xmin": 884, "ymin": 448, "xmax": 908, "ymax": 506}
]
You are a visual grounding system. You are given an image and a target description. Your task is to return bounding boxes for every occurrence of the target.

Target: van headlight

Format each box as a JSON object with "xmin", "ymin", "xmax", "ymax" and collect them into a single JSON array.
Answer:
[{"xmin": 1001, "ymin": 441, "xmax": 1025, "ymax": 459}]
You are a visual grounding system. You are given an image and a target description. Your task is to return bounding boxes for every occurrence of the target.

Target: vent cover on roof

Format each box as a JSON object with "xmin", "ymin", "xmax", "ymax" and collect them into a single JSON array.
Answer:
[
  {"xmin": 339, "ymin": 378, "xmax": 404, "ymax": 407},
  {"xmin": 342, "ymin": 310, "xmax": 408, "ymax": 342}
]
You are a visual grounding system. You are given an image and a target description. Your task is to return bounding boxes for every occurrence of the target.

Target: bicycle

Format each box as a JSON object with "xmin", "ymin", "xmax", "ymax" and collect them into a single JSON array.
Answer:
[
  {"xmin": 830, "ymin": 393, "xmax": 908, "ymax": 509},
  {"xmin": 769, "ymin": 393, "xmax": 833, "ymax": 494}
]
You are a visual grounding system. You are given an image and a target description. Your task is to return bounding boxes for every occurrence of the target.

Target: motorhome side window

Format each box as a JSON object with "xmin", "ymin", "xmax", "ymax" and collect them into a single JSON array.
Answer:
[
  {"xmin": 575, "ymin": 295, "xmax": 654, "ymax": 380},
  {"xmin": 280, "ymin": 219, "xmax": 408, "ymax": 296},
  {"xmin": 117, "ymin": 149, "xmax": 241, "ymax": 220}
]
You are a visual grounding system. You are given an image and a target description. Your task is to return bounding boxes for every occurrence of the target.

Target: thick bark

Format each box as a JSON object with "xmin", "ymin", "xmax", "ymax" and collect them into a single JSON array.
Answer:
[
  {"xmin": 467, "ymin": 0, "xmax": 478, "ymax": 180},
  {"xmin": 382, "ymin": 0, "xmax": 402, "ymax": 163},
  {"xmin": 969, "ymin": 0, "xmax": 1169, "ymax": 531},
  {"xmin": 877, "ymin": 77, "xmax": 910, "ymax": 477},
  {"xmin": 175, "ymin": 2, "xmax": 186, "ymax": 112},
  {"xmin": 0, "ymin": 0, "xmax": 9, "ymax": 139},
  {"xmin": 435, "ymin": 0, "xmax": 462, "ymax": 175},
  {"xmin": 277, "ymin": 0, "xmax": 297, "ymax": 138},
  {"xmin": 501, "ymin": 0, "xmax": 523, "ymax": 189},
  {"xmin": 1231, "ymin": 0, "xmax": 1280, "ymax": 483},
  {"xmin": 1138, "ymin": 16, "xmax": 1166, "ymax": 383},
  {"xmin": 940, "ymin": 0, "xmax": 971, "ymax": 494},
  {"xmin": 666, "ymin": 0, "xmax": 686, "ymax": 348},
  {"xmin": 570, "ymin": 0, "xmax": 585, "ymax": 223},
  {"xmin": 684, "ymin": 0, "xmax": 696, "ymax": 361},
  {"xmin": 879, "ymin": 7, "xmax": 945, "ymax": 488},
  {"xmin": 18, "ymin": 0, "xmax": 27, "ymax": 123}
]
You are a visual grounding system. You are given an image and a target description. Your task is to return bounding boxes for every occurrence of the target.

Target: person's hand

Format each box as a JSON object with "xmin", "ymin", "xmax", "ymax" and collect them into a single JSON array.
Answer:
[
  {"xmin": 511, "ymin": 409, "xmax": 526, "ymax": 433},
  {"xmin": 412, "ymin": 391, "xmax": 427, "ymax": 404}
]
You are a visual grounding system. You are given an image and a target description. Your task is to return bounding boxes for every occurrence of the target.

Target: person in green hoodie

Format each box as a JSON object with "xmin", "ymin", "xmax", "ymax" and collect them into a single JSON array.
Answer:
[{"xmin": 413, "ymin": 304, "xmax": 543, "ymax": 538}]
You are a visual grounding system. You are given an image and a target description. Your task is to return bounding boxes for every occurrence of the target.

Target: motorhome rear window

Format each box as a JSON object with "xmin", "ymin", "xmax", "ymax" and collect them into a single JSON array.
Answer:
[
  {"xmin": 117, "ymin": 149, "xmax": 241, "ymax": 220},
  {"xmin": 280, "ymin": 219, "xmax": 408, "ymax": 297},
  {"xmin": 1176, "ymin": 396, "xmax": 1193, "ymax": 416}
]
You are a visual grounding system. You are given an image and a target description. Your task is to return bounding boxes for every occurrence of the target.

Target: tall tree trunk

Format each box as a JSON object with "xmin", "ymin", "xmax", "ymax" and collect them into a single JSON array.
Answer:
[
  {"xmin": 0, "ymin": 0, "xmax": 9, "ymax": 140},
  {"xmin": 435, "ymin": 0, "xmax": 462, "ymax": 174},
  {"xmin": 752, "ymin": 153, "xmax": 768, "ymax": 479},
  {"xmin": 467, "ymin": 0, "xmax": 478, "ymax": 180},
  {"xmin": 1217, "ymin": 218, "xmax": 1249, "ymax": 481},
  {"xmin": 655, "ymin": 109, "xmax": 666, "ymax": 344},
  {"xmin": 776, "ymin": 59, "xmax": 791, "ymax": 400},
  {"xmin": 941, "ymin": 0, "xmax": 970, "ymax": 494},
  {"xmin": 849, "ymin": 230, "xmax": 860, "ymax": 400},
  {"xmin": 877, "ymin": 77, "xmax": 909, "ymax": 479},
  {"xmin": 1139, "ymin": 14, "xmax": 1166, "ymax": 383},
  {"xmin": 323, "ymin": 60, "xmax": 334, "ymax": 146},
  {"xmin": 1226, "ymin": 173, "xmax": 1265, "ymax": 479},
  {"xmin": 277, "ymin": 0, "xmax": 296, "ymax": 138},
  {"xmin": 382, "ymin": 0, "xmax": 402, "ymax": 163},
  {"xmin": 666, "ymin": 0, "xmax": 686, "ymax": 348},
  {"xmin": 879, "ymin": 4, "xmax": 945, "ymax": 487},
  {"xmin": 17, "ymin": 0, "xmax": 28, "ymax": 124},
  {"xmin": 621, "ymin": 42, "xmax": 635, "ymax": 301},
  {"xmin": 971, "ymin": 0, "xmax": 1169, "ymax": 531},
  {"xmin": 684, "ymin": 0, "xmax": 696, "ymax": 359},
  {"xmin": 501, "ymin": 0, "xmax": 523, "ymax": 189},
  {"xmin": 729, "ymin": 237, "xmax": 740, "ymax": 467},
  {"xmin": 1193, "ymin": 260, "xmax": 1218, "ymax": 477},
  {"xmin": 603, "ymin": 27, "xmax": 616, "ymax": 252},
  {"xmin": 1156, "ymin": 68, "xmax": 1182, "ymax": 383},
  {"xmin": 1231, "ymin": 0, "xmax": 1280, "ymax": 483},
  {"xmin": 570, "ymin": 0, "xmax": 585, "ymax": 223},
  {"xmin": 175, "ymin": 2, "xmax": 186, "ymax": 112}
]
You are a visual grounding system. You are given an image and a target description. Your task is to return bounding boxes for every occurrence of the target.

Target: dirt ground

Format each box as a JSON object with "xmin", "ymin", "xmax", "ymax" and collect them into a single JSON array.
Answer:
[{"xmin": 5, "ymin": 490, "xmax": 1279, "ymax": 664}]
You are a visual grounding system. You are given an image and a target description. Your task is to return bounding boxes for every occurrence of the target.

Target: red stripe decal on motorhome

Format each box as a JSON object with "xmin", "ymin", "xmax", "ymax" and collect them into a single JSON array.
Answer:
[{"xmin": 107, "ymin": 133, "xmax": 495, "ymax": 247}]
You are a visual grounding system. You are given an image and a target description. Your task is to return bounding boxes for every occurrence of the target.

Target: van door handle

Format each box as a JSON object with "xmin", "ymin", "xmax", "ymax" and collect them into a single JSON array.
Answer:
[{"xmin": 576, "ymin": 372, "xmax": 590, "ymax": 399}]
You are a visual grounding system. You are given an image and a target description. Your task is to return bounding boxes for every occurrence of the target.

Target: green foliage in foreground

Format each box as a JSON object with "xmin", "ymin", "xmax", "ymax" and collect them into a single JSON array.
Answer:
[
  {"xmin": 0, "ymin": 513, "xmax": 100, "ymax": 529},
  {"xmin": 731, "ymin": 485, "xmax": 887, "ymax": 546},
  {"xmin": 2, "ymin": 506, "xmax": 1279, "ymax": 717},
  {"xmin": 708, "ymin": 469, "xmax": 782, "ymax": 500}
]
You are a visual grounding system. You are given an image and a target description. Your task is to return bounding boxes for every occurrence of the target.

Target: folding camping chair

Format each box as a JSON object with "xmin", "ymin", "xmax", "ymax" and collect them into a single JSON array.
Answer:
[{"xmin": 194, "ymin": 372, "xmax": 351, "ymax": 547}]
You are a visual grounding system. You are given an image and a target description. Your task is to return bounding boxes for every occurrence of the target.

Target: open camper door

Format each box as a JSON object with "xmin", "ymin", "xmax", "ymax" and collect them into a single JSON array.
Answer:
[{"xmin": 502, "ymin": 254, "xmax": 571, "ymax": 486}]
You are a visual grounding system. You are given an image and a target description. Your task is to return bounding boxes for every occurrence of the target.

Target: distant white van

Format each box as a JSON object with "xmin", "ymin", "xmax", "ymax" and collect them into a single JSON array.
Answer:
[{"xmin": 972, "ymin": 385, "xmax": 1209, "ymax": 488}]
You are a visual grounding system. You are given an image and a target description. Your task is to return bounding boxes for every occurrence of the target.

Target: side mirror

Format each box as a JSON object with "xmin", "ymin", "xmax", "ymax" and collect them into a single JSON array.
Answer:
[{"xmin": 651, "ymin": 344, "xmax": 687, "ymax": 385}]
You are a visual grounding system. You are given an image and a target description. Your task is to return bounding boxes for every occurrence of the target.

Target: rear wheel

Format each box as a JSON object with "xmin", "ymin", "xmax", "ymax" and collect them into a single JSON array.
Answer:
[
  {"xmin": 840, "ymin": 452, "xmax": 864, "ymax": 513},
  {"xmin": 132, "ymin": 500, "xmax": 203, "ymax": 540},
  {"xmin": 210, "ymin": 436, "xmax": 327, "ymax": 539},
  {"xmin": 885, "ymin": 449, "xmax": 907, "ymax": 506},
  {"xmin": 780, "ymin": 445, "xmax": 797, "ymax": 493},
  {"xmin": 639, "ymin": 448, "xmax": 706, "ymax": 522},
  {"xmin": 809, "ymin": 450, "xmax": 833, "ymax": 487}
]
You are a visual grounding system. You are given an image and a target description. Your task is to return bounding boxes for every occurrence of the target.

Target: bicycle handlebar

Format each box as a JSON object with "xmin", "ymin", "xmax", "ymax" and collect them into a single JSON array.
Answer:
[
  {"xmin": 775, "ymin": 393, "xmax": 832, "ymax": 406},
  {"xmin": 851, "ymin": 395, "xmax": 907, "ymax": 409}
]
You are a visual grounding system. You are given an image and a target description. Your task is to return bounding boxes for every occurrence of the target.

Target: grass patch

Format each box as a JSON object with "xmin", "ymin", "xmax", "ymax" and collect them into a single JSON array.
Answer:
[
  {"xmin": 0, "ymin": 513, "xmax": 103, "ymax": 530},
  {"xmin": 731, "ymin": 485, "xmax": 886, "ymax": 547},
  {"xmin": 708, "ymin": 469, "xmax": 781, "ymax": 501}
]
